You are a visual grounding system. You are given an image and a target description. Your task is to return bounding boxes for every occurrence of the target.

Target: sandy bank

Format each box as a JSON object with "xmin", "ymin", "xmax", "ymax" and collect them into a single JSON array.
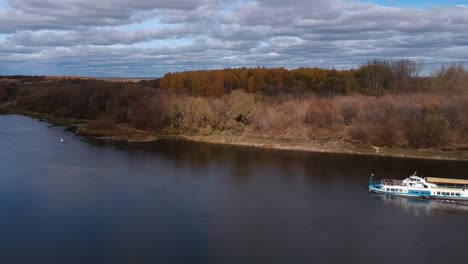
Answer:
[{"xmin": 172, "ymin": 134, "xmax": 468, "ymax": 161}]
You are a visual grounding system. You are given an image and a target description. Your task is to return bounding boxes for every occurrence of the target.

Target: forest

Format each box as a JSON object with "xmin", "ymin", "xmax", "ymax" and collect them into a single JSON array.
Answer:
[{"xmin": 1, "ymin": 60, "xmax": 468, "ymax": 150}]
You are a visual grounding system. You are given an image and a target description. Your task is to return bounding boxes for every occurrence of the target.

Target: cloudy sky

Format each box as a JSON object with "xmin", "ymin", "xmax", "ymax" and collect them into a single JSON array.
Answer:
[{"xmin": 0, "ymin": 0, "xmax": 467, "ymax": 77}]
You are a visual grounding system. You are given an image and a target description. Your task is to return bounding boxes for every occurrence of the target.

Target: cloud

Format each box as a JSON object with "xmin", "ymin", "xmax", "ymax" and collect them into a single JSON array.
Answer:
[
  {"xmin": 0, "ymin": 0, "xmax": 215, "ymax": 32},
  {"xmin": 0, "ymin": 0, "xmax": 467, "ymax": 76},
  {"xmin": 5, "ymin": 27, "xmax": 200, "ymax": 46}
]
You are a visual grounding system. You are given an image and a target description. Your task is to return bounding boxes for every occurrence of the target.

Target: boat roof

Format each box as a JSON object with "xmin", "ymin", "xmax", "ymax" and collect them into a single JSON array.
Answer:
[{"xmin": 426, "ymin": 177, "xmax": 468, "ymax": 185}]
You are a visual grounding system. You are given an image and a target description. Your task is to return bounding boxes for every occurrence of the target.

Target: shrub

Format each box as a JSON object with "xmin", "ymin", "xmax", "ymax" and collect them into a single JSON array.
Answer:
[
  {"xmin": 305, "ymin": 99, "xmax": 341, "ymax": 129},
  {"xmin": 347, "ymin": 124, "xmax": 370, "ymax": 143},
  {"xmin": 441, "ymin": 97, "xmax": 463, "ymax": 130},
  {"xmin": 182, "ymin": 97, "xmax": 215, "ymax": 132},
  {"xmin": 0, "ymin": 83, "xmax": 17, "ymax": 102},
  {"xmin": 406, "ymin": 113, "xmax": 450, "ymax": 148},
  {"xmin": 127, "ymin": 93, "xmax": 171, "ymax": 130},
  {"xmin": 209, "ymin": 97, "xmax": 229, "ymax": 130},
  {"xmin": 168, "ymin": 97, "xmax": 215, "ymax": 133},
  {"xmin": 225, "ymin": 90, "xmax": 256, "ymax": 132},
  {"xmin": 334, "ymin": 96, "xmax": 364, "ymax": 125},
  {"xmin": 87, "ymin": 118, "xmax": 114, "ymax": 130},
  {"xmin": 372, "ymin": 115, "xmax": 404, "ymax": 147}
]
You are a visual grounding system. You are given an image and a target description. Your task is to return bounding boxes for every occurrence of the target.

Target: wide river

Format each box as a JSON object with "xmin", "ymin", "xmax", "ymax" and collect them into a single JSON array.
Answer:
[{"xmin": 1, "ymin": 114, "xmax": 468, "ymax": 264}]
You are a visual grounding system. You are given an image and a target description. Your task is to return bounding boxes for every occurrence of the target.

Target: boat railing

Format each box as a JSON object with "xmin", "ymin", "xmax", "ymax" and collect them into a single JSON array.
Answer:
[{"xmin": 372, "ymin": 179, "xmax": 405, "ymax": 186}]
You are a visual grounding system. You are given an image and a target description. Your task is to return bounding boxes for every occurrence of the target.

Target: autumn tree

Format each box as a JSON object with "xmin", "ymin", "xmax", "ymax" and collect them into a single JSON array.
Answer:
[{"xmin": 318, "ymin": 71, "xmax": 351, "ymax": 96}]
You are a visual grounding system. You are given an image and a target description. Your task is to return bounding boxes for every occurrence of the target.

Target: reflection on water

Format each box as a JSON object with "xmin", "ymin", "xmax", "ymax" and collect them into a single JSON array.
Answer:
[
  {"xmin": 87, "ymin": 137, "xmax": 468, "ymax": 190},
  {"xmin": 2, "ymin": 114, "xmax": 468, "ymax": 264},
  {"xmin": 370, "ymin": 194, "xmax": 468, "ymax": 216}
]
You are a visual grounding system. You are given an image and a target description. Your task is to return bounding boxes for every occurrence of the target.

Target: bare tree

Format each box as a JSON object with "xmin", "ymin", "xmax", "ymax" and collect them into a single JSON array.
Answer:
[
  {"xmin": 389, "ymin": 59, "xmax": 423, "ymax": 92},
  {"xmin": 431, "ymin": 62, "xmax": 467, "ymax": 93},
  {"xmin": 356, "ymin": 60, "xmax": 392, "ymax": 95}
]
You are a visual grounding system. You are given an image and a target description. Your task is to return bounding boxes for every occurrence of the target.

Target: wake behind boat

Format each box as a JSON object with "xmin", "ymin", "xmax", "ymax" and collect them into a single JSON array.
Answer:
[{"xmin": 369, "ymin": 172, "xmax": 468, "ymax": 201}]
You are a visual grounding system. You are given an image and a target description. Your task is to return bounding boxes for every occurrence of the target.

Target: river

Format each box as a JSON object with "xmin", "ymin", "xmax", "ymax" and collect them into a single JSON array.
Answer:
[{"xmin": 1, "ymin": 114, "xmax": 468, "ymax": 264}]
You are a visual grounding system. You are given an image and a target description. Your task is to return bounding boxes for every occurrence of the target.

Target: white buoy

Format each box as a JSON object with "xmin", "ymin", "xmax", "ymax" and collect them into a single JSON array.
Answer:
[{"xmin": 60, "ymin": 138, "xmax": 64, "ymax": 143}]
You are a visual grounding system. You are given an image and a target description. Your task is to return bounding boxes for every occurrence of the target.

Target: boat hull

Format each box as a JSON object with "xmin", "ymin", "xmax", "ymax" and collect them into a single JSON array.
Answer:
[
  {"xmin": 369, "ymin": 186, "xmax": 468, "ymax": 201},
  {"xmin": 369, "ymin": 187, "xmax": 424, "ymax": 199}
]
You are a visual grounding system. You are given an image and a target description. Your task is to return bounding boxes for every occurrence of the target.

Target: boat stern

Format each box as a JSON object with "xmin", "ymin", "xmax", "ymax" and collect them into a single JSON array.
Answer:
[{"xmin": 368, "ymin": 174, "xmax": 383, "ymax": 193}]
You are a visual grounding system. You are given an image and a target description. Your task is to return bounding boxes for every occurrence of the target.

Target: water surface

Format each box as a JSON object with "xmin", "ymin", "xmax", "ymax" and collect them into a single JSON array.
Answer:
[{"xmin": 1, "ymin": 115, "xmax": 468, "ymax": 264}]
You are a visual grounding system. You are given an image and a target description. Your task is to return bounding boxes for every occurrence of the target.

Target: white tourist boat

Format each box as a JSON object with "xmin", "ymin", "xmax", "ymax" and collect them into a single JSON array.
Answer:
[{"xmin": 369, "ymin": 172, "xmax": 468, "ymax": 201}]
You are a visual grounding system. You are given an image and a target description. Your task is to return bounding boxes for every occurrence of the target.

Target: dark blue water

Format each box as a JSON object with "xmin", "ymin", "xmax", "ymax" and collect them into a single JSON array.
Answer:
[{"xmin": 1, "ymin": 114, "xmax": 468, "ymax": 264}]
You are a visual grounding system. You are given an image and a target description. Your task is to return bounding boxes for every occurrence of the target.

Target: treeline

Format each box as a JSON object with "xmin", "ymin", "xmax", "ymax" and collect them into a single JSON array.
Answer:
[
  {"xmin": 2, "ymin": 60, "xmax": 467, "ymax": 100},
  {"xmin": 160, "ymin": 60, "xmax": 468, "ymax": 96},
  {"xmin": 2, "ymin": 60, "xmax": 468, "ymax": 150},
  {"xmin": 7, "ymin": 80, "xmax": 468, "ymax": 148},
  {"xmin": 0, "ymin": 75, "xmax": 47, "ymax": 83}
]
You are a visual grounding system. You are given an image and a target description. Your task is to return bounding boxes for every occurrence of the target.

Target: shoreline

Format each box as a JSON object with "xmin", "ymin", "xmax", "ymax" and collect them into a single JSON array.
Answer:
[
  {"xmin": 75, "ymin": 121, "xmax": 468, "ymax": 162},
  {"xmin": 3, "ymin": 111, "xmax": 468, "ymax": 161},
  {"xmin": 168, "ymin": 134, "xmax": 468, "ymax": 162}
]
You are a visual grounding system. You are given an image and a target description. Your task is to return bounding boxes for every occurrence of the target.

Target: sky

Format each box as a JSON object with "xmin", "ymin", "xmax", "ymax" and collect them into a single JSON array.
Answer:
[{"xmin": 0, "ymin": 0, "xmax": 467, "ymax": 77}]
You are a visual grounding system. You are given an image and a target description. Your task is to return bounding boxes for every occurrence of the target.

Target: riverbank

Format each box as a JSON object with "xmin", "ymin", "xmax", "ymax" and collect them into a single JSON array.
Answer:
[
  {"xmin": 76, "ymin": 121, "xmax": 468, "ymax": 161},
  {"xmin": 173, "ymin": 134, "xmax": 468, "ymax": 161},
  {"xmin": 78, "ymin": 123, "xmax": 159, "ymax": 142},
  {"xmin": 2, "ymin": 108, "xmax": 87, "ymax": 127},
  {"xmin": 2, "ymin": 111, "xmax": 468, "ymax": 161},
  {"xmin": 0, "ymin": 109, "xmax": 156, "ymax": 142}
]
